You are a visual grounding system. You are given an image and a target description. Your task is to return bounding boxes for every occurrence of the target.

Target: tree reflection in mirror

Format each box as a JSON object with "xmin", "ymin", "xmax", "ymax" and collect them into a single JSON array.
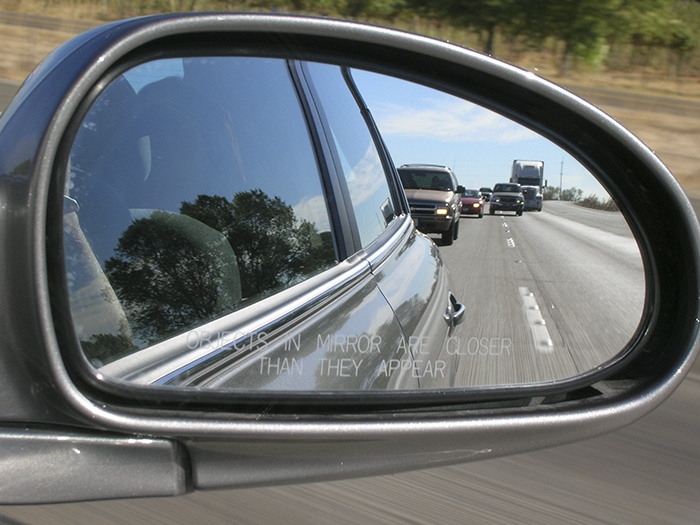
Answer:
[{"xmin": 63, "ymin": 56, "xmax": 645, "ymax": 392}]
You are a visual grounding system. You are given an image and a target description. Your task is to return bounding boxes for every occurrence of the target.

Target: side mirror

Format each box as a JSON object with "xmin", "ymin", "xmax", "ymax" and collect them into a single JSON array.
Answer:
[
  {"xmin": 456, "ymin": 184, "xmax": 467, "ymax": 194},
  {"xmin": 0, "ymin": 13, "xmax": 698, "ymax": 504}
]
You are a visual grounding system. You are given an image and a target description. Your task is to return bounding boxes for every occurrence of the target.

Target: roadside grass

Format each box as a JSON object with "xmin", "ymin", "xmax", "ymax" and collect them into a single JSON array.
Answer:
[{"xmin": 576, "ymin": 195, "xmax": 620, "ymax": 212}]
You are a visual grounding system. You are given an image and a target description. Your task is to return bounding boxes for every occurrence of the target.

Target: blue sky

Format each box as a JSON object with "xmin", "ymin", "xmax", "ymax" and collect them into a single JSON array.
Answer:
[{"xmin": 352, "ymin": 69, "xmax": 610, "ymax": 199}]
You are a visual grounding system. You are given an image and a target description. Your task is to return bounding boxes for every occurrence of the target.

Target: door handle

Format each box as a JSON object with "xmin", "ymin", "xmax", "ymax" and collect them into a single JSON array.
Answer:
[{"xmin": 444, "ymin": 291, "xmax": 466, "ymax": 328}]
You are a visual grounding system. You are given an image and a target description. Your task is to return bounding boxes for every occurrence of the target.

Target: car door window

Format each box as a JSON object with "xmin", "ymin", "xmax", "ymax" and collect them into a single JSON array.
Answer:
[
  {"xmin": 304, "ymin": 62, "xmax": 397, "ymax": 249},
  {"xmin": 65, "ymin": 56, "xmax": 337, "ymax": 366}
]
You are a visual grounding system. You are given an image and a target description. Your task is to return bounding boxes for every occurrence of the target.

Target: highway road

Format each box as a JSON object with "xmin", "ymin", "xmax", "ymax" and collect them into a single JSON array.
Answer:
[{"xmin": 430, "ymin": 201, "xmax": 644, "ymax": 388}]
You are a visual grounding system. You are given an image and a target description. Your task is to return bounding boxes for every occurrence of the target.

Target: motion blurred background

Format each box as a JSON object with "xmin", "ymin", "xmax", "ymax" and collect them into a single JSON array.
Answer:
[{"xmin": 1, "ymin": 1, "xmax": 699, "ymax": 523}]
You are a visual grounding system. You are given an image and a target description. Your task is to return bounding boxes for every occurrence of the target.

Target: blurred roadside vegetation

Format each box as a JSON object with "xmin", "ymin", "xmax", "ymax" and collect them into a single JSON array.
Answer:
[
  {"xmin": 2, "ymin": 0, "xmax": 700, "ymax": 97},
  {"xmin": 544, "ymin": 186, "xmax": 584, "ymax": 202},
  {"xmin": 544, "ymin": 186, "xmax": 619, "ymax": 210},
  {"xmin": 577, "ymin": 194, "xmax": 620, "ymax": 210}
]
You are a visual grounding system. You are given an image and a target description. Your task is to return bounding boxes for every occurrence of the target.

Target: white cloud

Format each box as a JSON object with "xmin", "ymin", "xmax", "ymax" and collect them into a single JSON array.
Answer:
[
  {"xmin": 293, "ymin": 194, "xmax": 331, "ymax": 232},
  {"xmin": 374, "ymin": 98, "xmax": 537, "ymax": 144}
]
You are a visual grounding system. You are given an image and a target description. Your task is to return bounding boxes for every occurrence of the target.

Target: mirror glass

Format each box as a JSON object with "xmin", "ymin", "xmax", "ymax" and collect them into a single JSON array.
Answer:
[{"xmin": 62, "ymin": 55, "xmax": 645, "ymax": 393}]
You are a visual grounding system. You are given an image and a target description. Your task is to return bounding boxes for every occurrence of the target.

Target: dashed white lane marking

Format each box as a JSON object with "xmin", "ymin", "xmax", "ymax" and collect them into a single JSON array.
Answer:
[
  {"xmin": 503, "ymin": 219, "xmax": 515, "ymax": 247},
  {"xmin": 518, "ymin": 286, "xmax": 554, "ymax": 353}
]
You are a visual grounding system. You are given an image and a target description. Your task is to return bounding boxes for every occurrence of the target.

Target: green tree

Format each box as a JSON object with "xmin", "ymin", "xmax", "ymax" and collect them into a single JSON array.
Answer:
[
  {"xmin": 607, "ymin": 0, "xmax": 675, "ymax": 70},
  {"xmin": 105, "ymin": 210, "xmax": 242, "ymax": 345},
  {"xmin": 543, "ymin": 186, "xmax": 559, "ymax": 200},
  {"xmin": 102, "ymin": 190, "xmax": 335, "ymax": 349},
  {"xmin": 665, "ymin": 1, "xmax": 700, "ymax": 77},
  {"xmin": 520, "ymin": 0, "xmax": 621, "ymax": 75},
  {"xmin": 181, "ymin": 189, "xmax": 336, "ymax": 301},
  {"xmin": 578, "ymin": 194, "xmax": 619, "ymax": 210},
  {"xmin": 337, "ymin": 0, "xmax": 404, "ymax": 18},
  {"xmin": 408, "ymin": 0, "xmax": 522, "ymax": 55},
  {"xmin": 609, "ymin": 0, "xmax": 668, "ymax": 40},
  {"xmin": 543, "ymin": 186, "xmax": 583, "ymax": 201}
]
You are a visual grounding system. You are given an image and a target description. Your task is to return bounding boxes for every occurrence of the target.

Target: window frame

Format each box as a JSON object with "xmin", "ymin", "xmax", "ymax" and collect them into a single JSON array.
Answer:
[
  {"xmin": 296, "ymin": 61, "xmax": 407, "ymax": 255},
  {"xmin": 52, "ymin": 51, "xmax": 419, "ymax": 410}
]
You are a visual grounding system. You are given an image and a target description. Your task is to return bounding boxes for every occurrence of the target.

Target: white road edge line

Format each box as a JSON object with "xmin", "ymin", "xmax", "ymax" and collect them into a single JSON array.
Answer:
[{"xmin": 518, "ymin": 286, "xmax": 554, "ymax": 353}]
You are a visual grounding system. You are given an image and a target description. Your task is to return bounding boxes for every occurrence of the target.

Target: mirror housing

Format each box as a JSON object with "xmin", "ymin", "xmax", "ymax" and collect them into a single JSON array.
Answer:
[{"xmin": 0, "ymin": 13, "xmax": 698, "ymax": 503}]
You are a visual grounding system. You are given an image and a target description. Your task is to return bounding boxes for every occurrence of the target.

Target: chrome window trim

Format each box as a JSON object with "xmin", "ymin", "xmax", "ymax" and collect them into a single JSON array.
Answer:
[
  {"xmin": 360, "ymin": 213, "xmax": 413, "ymax": 272},
  {"xmin": 98, "ymin": 254, "xmax": 372, "ymax": 384},
  {"xmin": 98, "ymin": 215, "xmax": 414, "ymax": 387}
]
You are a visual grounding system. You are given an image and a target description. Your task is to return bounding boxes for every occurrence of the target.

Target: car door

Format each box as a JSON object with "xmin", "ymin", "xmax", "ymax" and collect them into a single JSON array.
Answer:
[
  {"xmin": 63, "ymin": 55, "xmax": 458, "ymax": 395},
  {"xmin": 300, "ymin": 62, "xmax": 460, "ymax": 389}
]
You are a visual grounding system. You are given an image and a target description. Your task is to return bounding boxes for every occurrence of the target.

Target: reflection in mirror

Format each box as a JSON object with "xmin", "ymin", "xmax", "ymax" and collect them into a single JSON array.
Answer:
[
  {"xmin": 353, "ymin": 69, "xmax": 645, "ymax": 387},
  {"xmin": 63, "ymin": 56, "xmax": 645, "ymax": 394}
]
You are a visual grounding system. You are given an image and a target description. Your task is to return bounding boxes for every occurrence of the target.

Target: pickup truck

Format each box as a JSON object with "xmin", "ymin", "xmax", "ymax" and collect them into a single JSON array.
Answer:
[
  {"xmin": 398, "ymin": 164, "xmax": 465, "ymax": 245},
  {"xmin": 489, "ymin": 182, "xmax": 524, "ymax": 216}
]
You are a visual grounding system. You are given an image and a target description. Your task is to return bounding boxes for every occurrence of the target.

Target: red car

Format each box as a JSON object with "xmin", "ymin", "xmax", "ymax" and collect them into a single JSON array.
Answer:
[{"xmin": 461, "ymin": 189, "xmax": 485, "ymax": 218}]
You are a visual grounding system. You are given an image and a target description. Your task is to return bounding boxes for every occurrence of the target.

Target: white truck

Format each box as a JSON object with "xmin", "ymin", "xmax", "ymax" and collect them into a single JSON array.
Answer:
[{"xmin": 510, "ymin": 160, "xmax": 545, "ymax": 211}]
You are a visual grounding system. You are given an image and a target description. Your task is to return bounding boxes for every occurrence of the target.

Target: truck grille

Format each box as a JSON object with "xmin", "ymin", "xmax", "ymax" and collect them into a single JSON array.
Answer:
[{"xmin": 409, "ymin": 203, "xmax": 439, "ymax": 216}]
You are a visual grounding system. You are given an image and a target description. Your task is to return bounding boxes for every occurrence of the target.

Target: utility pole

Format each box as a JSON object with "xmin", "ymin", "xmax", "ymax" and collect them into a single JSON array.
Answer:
[{"xmin": 559, "ymin": 159, "xmax": 564, "ymax": 200}]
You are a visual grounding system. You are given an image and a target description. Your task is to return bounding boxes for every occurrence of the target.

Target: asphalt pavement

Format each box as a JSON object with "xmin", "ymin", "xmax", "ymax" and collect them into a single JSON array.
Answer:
[{"xmin": 430, "ymin": 201, "xmax": 644, "ymax": 387}]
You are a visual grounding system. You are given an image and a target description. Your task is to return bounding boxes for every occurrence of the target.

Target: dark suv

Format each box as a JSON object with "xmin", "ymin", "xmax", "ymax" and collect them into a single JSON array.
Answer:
[
  {"xmin": 398, "ymin": 164, "xmax": 465, "ymax": 245},
  {"xmin": 489, "ymin": 183, "xmax": 524, "ymax": 216}
]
